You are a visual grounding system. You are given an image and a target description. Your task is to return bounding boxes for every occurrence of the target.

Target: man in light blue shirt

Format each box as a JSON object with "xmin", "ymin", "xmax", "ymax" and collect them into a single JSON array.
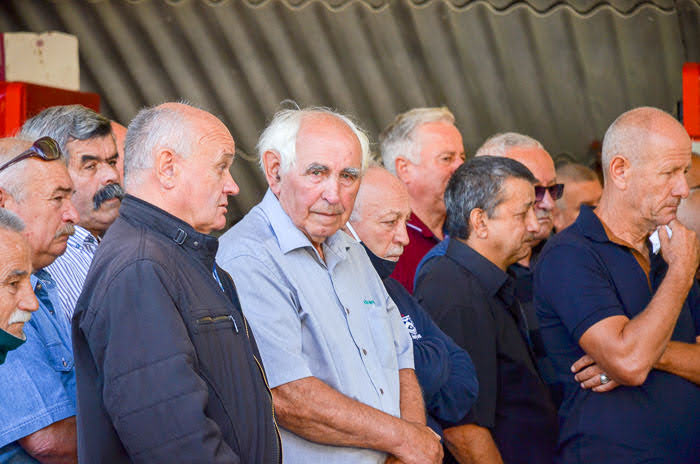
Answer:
[
  {"xmin": 0, "ymin": 137, "xmax": 80, "ymax": 462},
  {"xmin": 21, "ymin": 105, "xmax": 124, "ymax": 321},
  {"xmin": 217, "ymin": 108, "xmax": 443, "ymax": 464}
]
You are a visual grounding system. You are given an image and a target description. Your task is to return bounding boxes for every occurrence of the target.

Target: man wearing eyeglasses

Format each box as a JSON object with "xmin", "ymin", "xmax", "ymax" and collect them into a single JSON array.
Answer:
[
  {"xmin": 21, "ymin": 105, "xmax": 124, "ymax": 322},
  {"xmin": 0, "ymin": 137, "xmax": 80, "ymax": 463},
  {"xmin": 535, "ymin": 107, "xmax": 700, "ymax": 463}
]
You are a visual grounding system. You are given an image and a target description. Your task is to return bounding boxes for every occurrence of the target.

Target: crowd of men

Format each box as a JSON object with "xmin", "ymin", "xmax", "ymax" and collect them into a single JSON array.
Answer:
[{"xmin": 0, "ymin": 101, "xmax": 697, "ymax": 464}]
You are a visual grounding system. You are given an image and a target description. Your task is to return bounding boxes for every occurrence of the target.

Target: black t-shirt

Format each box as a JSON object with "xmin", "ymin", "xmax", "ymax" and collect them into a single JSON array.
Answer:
[{"xmin": 415, "ymin": 239, "xmax": 558, "ymax": 464}]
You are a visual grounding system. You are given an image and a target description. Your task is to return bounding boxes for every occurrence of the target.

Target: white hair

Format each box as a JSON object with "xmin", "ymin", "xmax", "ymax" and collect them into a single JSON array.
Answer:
[
  {"xmin": 0, "ymin": 207, "xmax": 25, "ymax": 233},
  {"xmin": 379, "ymin": 107, "xmax": 455, "ymax": 175},
  {"xmin": 257, "ymin": 106, "xmax": 371, "ymax": 174},
  {"xmin": 124, "ymin": 104, "xmax": 195, "ymax": 188},
  {"xmin": 474, "ymin": 132, "xmax": 543, "ymax": 158}
]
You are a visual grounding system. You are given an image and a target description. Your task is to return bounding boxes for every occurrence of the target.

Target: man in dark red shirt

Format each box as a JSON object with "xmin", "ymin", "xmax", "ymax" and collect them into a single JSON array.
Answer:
[{"xmin": 379, "ymin": 107, "xmax": 465, "ymax": 293}]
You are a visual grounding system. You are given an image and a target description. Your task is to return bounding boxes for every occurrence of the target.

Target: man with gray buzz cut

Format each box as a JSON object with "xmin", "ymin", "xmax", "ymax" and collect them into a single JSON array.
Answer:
[
  {"xmin": 218, "ymin": 107, "xmax": 443, "ymax": 464},
  {"xmin": 379, "ymin": 107, "xmax": 465, "ymax": 293},
  {"xmin": 552, "ymin": 162, "xmax": 602, "ymax": 233},
  {"xmin": 21, "ymin": 105, "xmax": 124, "ymax": 321}
]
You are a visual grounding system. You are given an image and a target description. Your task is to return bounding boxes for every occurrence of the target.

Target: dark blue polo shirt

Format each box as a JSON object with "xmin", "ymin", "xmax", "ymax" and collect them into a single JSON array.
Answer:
[{"xmin": 534, "ymin": 206, "xmax": 700, "ymax": 464}]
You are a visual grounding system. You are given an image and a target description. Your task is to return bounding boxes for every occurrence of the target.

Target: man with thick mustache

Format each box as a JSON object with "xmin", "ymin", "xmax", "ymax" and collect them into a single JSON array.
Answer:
[
  {"xmin": 21, "ymin": 105, "xmax": 124, "ymax": 321},
  {"xmin": 0, "ymin": 208, "xmax": 39, "ymax": 365},
  {"xmin": 535, "ymin": 107, "xmax": 700, "ymax": 463},
  {"xmin": 0, "ymin": 136, "xmax": 81, "ymax": 463}
]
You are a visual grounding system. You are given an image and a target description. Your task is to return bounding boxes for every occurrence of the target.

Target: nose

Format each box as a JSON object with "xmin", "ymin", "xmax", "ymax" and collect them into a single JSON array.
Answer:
[
  {"xmin": 673, "ymin": 172, "xmax": 690, "ymax": 199},
  {"xmin": 223, "ymin": 170, "xmax": 240, "ymax": 196},
  {"xmin": 321, "ymin": 179, "xmax": 341, "ymax": 204},
  {"xmin": 536, "ymin": 188, "xmax": 556, "ymax": 211},
  {"xmin": 526, "ymin": 208, "xmax": 539, "ymax": 233},
  {"xmin": 19, "ymin": 283, "xmax": 39, "ymax": 312},
  {"xmin": 450, "ymin": 155, "xmax": 465, "ymax": 174},
  {"xmin": 63, "ymin": 198, "xmax": 80, "ymax": 225},
  {"xmin": 395, "ymin": 223, "xmax": 410, "ymax": 247},
  {"xmin": 100, "ymin": 162, "xmax": 120, "ymax": 186}
]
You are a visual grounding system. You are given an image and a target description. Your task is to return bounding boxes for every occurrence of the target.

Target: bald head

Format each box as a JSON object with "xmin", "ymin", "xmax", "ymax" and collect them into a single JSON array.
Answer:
[
  {"xmin": 602, "ymin": 107, "xmax": 691, "ymax": 181},
  {"xmin": 349, "ymin": 166, "xmax": 412, "ymax": 261}
]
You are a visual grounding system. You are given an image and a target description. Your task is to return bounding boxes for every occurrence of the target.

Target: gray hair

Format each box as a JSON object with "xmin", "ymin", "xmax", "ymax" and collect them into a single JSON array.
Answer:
[
  {"xmin": 0, "ymin": 137, "xmax": 47, "ymax": 202},
  {"xmin": 475, "ymin": 132, "xmax": 543, "ymax": 158},
  {"xmin": 257, "ymin": 106, "xmax": 370, "ymax": 174},
  {"xmin": 556, "ymin": 162, "xmax": 599, "ymax": 184},
  {"xmin": 124, "ymin": 104, "xmax": 195, "ymax": 188},
  {"xmin": 445, "ymin": 155, "xmax": 536, "ymax": 240},
  {"xmin": 0, "ymin": 207, "xmax": 25, "ymax": 233},
  {"xmin": 20, "ymin": 105, "xmax": 112, "ymax": 164},
  {"xmin": 379, "ymin": 107, "xmax": 455, "ymax": 174}
]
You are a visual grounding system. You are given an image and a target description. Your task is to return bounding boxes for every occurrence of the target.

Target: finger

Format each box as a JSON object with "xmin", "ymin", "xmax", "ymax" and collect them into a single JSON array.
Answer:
[
  {"xmin": 574, "ymin": 364, "xmax": 601, "ymax": 383},
  {"xmin": 592, "ymin": 380, "xmax": 619, "ymax": 392},
  {"xmin": 658, "ymin": 225, "xmax": 672, "ymax": 250},
  {"xmin": 571, "ymin": 354, "xmax": 595, "ymax": 373}
]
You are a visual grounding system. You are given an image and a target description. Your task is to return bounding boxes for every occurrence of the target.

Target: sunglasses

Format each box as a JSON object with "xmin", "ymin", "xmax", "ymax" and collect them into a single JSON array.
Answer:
[
  {"xmin": 0, "ymin": 137, "xmax": 63, "ymax": 173},
  {"xmin": 535, "ymin": 184, "xmax": 564, "ymax": 202}
]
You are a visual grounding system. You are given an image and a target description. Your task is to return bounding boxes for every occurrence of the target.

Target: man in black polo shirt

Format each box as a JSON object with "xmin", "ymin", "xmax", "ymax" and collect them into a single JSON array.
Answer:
[
  {"xmin": 535, "ymin": 107, "xmax": 700, "ymax": 463},
  {"xmin": 416, "ymin": 156, "xmax": 558, "ymax": 463}
]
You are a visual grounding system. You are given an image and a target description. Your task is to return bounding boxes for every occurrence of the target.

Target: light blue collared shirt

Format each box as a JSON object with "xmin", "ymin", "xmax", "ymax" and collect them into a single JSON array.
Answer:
[
  {"xmin": 217, "ymin": 190, "xmax": 414, "ymax": 464},
  {"xmin": 0, "ymin": 270, "xmax": 76, "ymax": 463},
  {"xmin": 45, "ymin": 225, "xmax": 98, "ymax": 322}
]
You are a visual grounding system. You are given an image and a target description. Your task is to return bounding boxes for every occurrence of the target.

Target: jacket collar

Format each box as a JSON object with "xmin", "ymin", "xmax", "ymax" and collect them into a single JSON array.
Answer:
[{"xmin": 119, "ymin": 195, "xmax": 219, "ymax": 266}]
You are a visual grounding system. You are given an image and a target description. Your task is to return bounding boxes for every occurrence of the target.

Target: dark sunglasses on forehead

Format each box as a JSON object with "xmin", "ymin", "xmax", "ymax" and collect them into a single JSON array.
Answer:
[
  {"xmin": 535, "ymin": 183, "xmax": 564, "ymax": 202},
  {"xmin": 0, "ymin": 137, "xmax": 63, "ymax": 173}
]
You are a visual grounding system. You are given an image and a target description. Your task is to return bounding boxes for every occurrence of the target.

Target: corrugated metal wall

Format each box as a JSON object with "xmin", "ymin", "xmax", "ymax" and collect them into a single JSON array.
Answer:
[{"xmin": 1, "ymin": 0, "xmax": 698, "ymax": 222}]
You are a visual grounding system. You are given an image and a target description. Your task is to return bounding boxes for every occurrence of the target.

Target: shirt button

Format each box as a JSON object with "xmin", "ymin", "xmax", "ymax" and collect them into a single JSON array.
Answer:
[
  {"xmin": 193, "ymin": 241, "xmax": 199, "ymax": 247},
  {"xmin": 36, "ymin": 283, "xmax": 42, "ymax": 291},
  {"xmin": 362, "ymin": 348, "xmax": 367, "ymax": 355},
  {"xmin": 62, "ymin": 358, "xmax": 67, "ymax": 367},
  {"xmin": 345, "ymin": 307, "xmax": 350, "ymax": 315},
  {"xmin": 380, "ymin": 388, "xmax": 384, "ymax": 395}
]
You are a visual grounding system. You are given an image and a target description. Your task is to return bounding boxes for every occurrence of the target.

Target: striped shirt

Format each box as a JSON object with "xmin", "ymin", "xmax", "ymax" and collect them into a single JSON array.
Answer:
[{"xmin": 46, "ymin": 225, "xmax": 99, "ymax": 322}]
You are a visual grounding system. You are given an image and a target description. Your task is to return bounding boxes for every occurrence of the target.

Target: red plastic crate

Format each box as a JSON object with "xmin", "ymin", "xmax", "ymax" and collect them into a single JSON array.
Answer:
[{"xmin": 683, "ymin": 63, "xmax": 700, "ymax": 139}]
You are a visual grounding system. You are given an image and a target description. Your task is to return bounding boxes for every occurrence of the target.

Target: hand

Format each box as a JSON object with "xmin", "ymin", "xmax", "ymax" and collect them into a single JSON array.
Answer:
[
  {"xmin": 571, "ymin": 354, "xmax": 619, "ymax": 392},
  {"xmin": 660, "ymin": 220, "xmax": 700, "ymax": 278},
  {"xmin": 393, "ymin": 422, "xmax": 443, "ymax": 464}
]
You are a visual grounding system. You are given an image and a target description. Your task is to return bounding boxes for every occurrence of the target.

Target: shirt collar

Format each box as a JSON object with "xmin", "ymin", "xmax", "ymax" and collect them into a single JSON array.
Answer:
[
  {"xmin": 67, "ymin": 225, "xmax": 98, "ymax": 250},
  {"xmin": 260, "ymin": 189, "xmax": 350, "ymax": 262},
  {"xmin": 446, "ymin": 238, "xmax": 511, "ymax": 299},
  {"xmin": 576, "ymin": 205, "xmax": 610, "ymax": 243},
  {"xmin": 119, "ymin": 195, "xmax": 219, "ymax": 266}
]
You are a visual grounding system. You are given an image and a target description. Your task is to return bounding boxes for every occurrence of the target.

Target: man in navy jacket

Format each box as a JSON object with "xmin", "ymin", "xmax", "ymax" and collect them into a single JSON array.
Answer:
[{"xmin": 346, "ymin": 165, "xmax": 478, "ymax": 462}]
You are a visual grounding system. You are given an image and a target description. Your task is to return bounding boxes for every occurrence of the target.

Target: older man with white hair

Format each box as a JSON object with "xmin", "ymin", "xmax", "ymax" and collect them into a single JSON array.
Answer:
[
  {"xmin": 535, "ymin": 107, "xmax": 700, "ymax": 463},
  {"xmin": 0, "ymin": 209, "xmax": 39, "ymax": 364},
  {"xmin": 0, "ymin": 136, "xmax": 80, "ymax": 463},
  {"xmin": 71, "ymin": 102, "xmax": 281, "ymax": 463},
  {"xmin": 379, "ymin": 107, "xmax": 465, "ymax": 293},
  {"xmin": 217, "ymin": 107, "xmax": 443, "ymax": 464}
]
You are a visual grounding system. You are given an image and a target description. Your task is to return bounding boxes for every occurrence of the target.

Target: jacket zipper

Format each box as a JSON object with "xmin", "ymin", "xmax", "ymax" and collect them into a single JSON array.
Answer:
[{"xmin": 243, "ymin": 315, "xmax": 283, "ymax": 464}]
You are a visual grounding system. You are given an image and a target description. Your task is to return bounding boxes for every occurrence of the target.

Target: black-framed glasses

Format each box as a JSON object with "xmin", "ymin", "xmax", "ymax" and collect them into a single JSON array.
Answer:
[
  {"xmin": 535, "ymin": 184, "xmax": 564, "ymax": 202},
  {"xmin": 0, "ymin": 137, "xmax": 63, "ymax": 173}
]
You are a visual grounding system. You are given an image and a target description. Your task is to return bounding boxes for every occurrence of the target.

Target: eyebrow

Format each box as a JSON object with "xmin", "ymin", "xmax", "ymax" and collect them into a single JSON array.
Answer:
[
  {"xmin": 305, "ymin": 163, "xmax": 329, "ymax": 173},
  {"xmin": 9, "ymin": 270, "xmax": 27, "ymax": 278},
  {"xmin": 342, "ymin": 167, "xmax": 361, "ymax": 177},
  {"xmin": 51, "ymin": 186, "xmax": 73, "ymax": 196}
]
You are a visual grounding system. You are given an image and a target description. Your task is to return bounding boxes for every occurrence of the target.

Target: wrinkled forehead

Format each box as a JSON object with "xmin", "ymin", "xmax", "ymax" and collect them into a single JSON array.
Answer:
[
  {"xmin": 505, "ymin": 146, "xmax": 555, "ymax": 184},
  {"xmin": 23, "ymin": 158, "xmax": 74, "ymax": 195},
  {"xmin": 0, "ymin": 229, "xmax": 31, "ymax": 262},
  {"xmin": 296, "ymin": 114, "xmax": 362, "ymax": 166}
]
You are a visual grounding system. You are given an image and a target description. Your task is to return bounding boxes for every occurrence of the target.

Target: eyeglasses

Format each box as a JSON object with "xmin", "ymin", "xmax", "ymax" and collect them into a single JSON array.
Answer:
[
  {"xmin": 0, "ymin": 137, "xmax": 63, "ymax": 173},
  {"xmin": 535, "ymin": 184, "xmax": 564, "ymax": 202}
]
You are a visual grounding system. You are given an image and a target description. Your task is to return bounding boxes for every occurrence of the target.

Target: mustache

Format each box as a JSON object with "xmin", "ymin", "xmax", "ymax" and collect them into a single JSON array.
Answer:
[
  {"xmin": 8, "ymin": 309, "xmax": 32, "ymax": 325},
  {"xmin": 93, "ymin": 183, "xmax": 125, "ymax": 210},
  {"xmin": 54, "ymin": 223, "xmax": 75, "ymax": 239}
]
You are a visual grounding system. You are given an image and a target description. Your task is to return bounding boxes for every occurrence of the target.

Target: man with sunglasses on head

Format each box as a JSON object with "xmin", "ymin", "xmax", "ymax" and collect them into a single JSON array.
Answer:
[
  {"xmin": 20, "ymin": 105, "xmax": 124, "ymax": 323},
  {"xmin": 0, "ymin": 136, "xmax": 80, "ymax": 463},
  {"xmin": 535, "ymin": 107, "xmax": 700, "ymax": 463}
]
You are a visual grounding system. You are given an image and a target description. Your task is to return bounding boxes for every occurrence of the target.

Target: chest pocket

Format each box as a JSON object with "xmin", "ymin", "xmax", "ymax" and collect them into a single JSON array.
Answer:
[
  {"xmin": 46, "ymin": 342, "xmax": 74, "ymax": 372},
  {"xmin": 366, "ymin": 302, "xmax": 397, "ymax": 370},
  {"xmin": 191, "ymin": 308, "xmax": 239, "ymax": 335}
]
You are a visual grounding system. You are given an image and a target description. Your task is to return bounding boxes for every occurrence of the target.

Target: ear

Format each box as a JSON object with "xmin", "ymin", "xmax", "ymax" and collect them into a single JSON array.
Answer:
[
  {"xmin": 262, "ymin": 150, "xmax": 283, "ymax": 195},
  {"xmin": 608, "ymin": 155, "xmax": 630, "ymax": 190},
  {"xmin": 0, "ymin": 187, "xmax": 9, "ymax": 208},
  {"xmin": 153, "ymin": 148, "xmax": 178, "ymax": 190},
  {"xmin": 468, "ymin": 208, "xmax": 489, "ymax": 239},
  {"xmin": 394, "ymin": 157, "xmax": 411, "ymax": 184}
]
